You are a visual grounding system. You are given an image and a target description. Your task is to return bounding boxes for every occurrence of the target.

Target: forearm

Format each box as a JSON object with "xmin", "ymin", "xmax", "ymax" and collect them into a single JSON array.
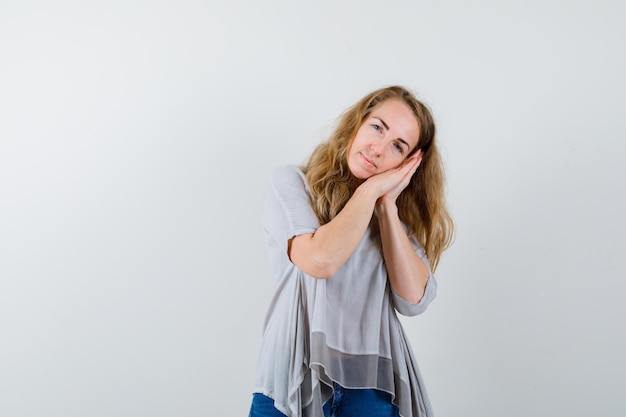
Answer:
[
  {"xmin": 289, "ymin": 183, "xmax": 379, "ymax": 278},
  {"xmin": 376, "ymin": 200, "xmax": 430, "ymax": 303}
]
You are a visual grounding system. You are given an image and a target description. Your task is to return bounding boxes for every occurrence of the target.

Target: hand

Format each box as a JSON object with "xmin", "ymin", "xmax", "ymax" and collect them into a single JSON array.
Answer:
[{"xmin": 370, "ymin": 151, "xmax": 422, "ymax": 205}]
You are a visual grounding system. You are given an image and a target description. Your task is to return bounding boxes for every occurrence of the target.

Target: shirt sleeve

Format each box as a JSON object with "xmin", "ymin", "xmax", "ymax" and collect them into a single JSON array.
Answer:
[
  {"xmin": 390, "ymin": 237, "xmax": 438, "ymax": 317},
  {"xmin": 263, "ymin": 165, "xmax": 320, "ymax": 254}
]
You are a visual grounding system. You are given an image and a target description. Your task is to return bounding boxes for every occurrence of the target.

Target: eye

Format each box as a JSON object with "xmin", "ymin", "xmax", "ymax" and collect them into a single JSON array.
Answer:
[
  {"xmin": 371, "ymin": 124, "xmax": 382, "ymax": 132},
  {"xmin": 393, "ymin": 142, "xmax": 405, "ymax": 155}
]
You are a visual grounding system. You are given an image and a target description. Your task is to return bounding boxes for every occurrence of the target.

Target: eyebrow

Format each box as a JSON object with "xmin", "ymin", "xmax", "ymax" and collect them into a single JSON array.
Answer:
[{"xmin": 375, "ymin": 117, "xmax": 410, "ymax": 148}]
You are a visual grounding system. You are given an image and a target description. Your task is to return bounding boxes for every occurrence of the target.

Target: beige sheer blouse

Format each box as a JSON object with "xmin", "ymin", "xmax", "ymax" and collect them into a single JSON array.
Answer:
[{"xmin": 253, "ymin": 165, "xmax": 438, "ymax": 417}]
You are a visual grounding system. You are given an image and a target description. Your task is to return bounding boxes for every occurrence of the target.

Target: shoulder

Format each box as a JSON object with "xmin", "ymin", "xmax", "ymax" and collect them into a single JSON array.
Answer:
[
  {"xmin": 269, "ymin": 164, "xmax": 307, "ymax": 189},
  {"xmin": 270, "ymin": 164, "xmax": 304, "ymax": 180}
]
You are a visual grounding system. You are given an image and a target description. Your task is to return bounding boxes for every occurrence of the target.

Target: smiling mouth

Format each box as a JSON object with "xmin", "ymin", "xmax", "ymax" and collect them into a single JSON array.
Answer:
[{"xmin": 360, "ymin": 152, "xmax": 376, "ymax": 168}]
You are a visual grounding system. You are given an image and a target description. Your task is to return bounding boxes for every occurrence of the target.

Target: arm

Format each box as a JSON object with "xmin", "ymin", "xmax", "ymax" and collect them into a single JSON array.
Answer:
[
  {"xmin": 376, "ymin": 151, "xmax": 430, "ymax": 303},
  {"xmin": 289, "ymin": 157, "xmax": 421, "ymax": 279},
  {"xmin": 289, "ymin": 184, "xmax": 378, "ymax": 278},
  {"xmin": 376, "ymin": 199, "xmax": 430, "ymax": 303}
]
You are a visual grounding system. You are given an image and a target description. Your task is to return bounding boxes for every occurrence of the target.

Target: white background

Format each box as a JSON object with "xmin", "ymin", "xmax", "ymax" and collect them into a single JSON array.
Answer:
[{"xmin": 1, "ymin": 1, "xmax": 625, "ymax": 416}]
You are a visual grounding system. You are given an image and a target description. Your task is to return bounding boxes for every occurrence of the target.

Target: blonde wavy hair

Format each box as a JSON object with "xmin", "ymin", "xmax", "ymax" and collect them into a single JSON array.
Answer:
[{"xmin": 302, "ymin": 85, "xmax": 454, "ymax": 271}]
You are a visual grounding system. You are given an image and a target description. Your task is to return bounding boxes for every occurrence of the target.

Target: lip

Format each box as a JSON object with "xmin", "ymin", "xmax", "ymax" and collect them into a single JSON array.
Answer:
[{"xmin": 359, "ymin": 152, "xmax": 376, "ymax": 168}]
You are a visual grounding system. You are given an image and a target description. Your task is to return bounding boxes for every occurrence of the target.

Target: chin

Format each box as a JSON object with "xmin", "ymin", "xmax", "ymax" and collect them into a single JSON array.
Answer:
[
  {"xmin": 348, "ymin": 155, "xmax": 377, "ymax": 180},
  {"xmin": 347, "ymin": 164, "xmax": 365, "ymax": 179}
]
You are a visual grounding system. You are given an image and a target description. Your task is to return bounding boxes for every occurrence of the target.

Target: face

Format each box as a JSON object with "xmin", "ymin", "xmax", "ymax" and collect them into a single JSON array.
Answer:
[{"xmin": 347, "ymin": 99, "xmax": 420, "ymax": 179}]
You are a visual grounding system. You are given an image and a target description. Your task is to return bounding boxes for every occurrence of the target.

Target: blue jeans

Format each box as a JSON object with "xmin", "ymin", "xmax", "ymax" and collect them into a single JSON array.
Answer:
[
  {"xmin": 249, "ymin": 385, "xmax": 400, "ymax": 417},
  {"xmin": 248, "ymin": 393, "xmax": 287, "ymax": 417}
]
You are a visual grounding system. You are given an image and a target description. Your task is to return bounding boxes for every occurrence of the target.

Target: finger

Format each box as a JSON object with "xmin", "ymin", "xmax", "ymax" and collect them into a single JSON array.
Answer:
[
  {"xmin": 400, "ymin": 156, "xmax": 419, "ymax": 171},
  {"xmin": 403, "ymin": 156, "xmax": 420, "ymax": 174},
  {"xmin": 403, "ymin": 157, "xmax": 421, "ymax": 181}
]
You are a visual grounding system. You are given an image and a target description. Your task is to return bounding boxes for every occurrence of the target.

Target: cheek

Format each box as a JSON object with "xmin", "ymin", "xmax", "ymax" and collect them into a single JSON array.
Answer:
[
  {"xmin": 396, "ymin": 151, "xmax": 412, "ymax": 164},
  {"xmin": 382, "ymin": 159, "xmax": 404, "ymax": 172},
  {"xmin": 348, "ymin": 136, "xmax": 363, "ymax": 156}
]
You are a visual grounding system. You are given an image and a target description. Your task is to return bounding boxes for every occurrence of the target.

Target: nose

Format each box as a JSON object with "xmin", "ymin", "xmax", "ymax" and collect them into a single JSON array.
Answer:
[{"xmin": 370, "ymin": 140, "xmax": 384, "ymax": 156}]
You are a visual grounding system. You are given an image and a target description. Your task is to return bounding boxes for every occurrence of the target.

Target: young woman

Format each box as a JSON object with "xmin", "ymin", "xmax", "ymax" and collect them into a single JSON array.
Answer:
[{"xmin": 249, "ymin": 85, "xmax": 454, "ymax": 417}]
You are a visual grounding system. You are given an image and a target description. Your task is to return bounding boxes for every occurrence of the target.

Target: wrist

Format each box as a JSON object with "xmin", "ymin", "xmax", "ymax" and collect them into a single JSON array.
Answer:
[
  {"xmin": 356, "ymin": 181, "xmax": 382, "ymax": 204},
  {"xmin": 376, "ymin": 197, "xmax": 398, "ymax": 216}
]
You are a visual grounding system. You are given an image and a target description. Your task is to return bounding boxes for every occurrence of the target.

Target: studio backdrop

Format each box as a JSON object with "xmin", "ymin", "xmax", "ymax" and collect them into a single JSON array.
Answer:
[{"xmin": 1, "ymin": 1, "xmax": 624, "ymax": 416}]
